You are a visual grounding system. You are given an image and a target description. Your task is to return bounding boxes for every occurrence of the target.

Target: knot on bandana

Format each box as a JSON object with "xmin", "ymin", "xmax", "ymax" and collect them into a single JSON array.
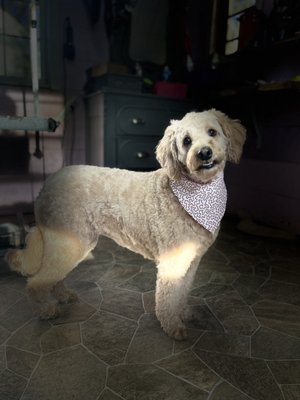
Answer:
[{"xmin": 170, "ymin": 173, "xmax": 227, "ymax": 233}]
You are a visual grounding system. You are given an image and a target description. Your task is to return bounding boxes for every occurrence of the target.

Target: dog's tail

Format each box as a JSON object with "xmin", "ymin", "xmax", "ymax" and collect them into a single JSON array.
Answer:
[{"xmin": 5, "ymin": 226, "xmax": 43, "ymax": 277}]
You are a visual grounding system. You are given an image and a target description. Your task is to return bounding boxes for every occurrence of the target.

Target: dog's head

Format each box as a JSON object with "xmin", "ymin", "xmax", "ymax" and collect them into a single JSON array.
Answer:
[{"xmin": 156, "ymin": 109, "xmax": 246, "ymax": 183}]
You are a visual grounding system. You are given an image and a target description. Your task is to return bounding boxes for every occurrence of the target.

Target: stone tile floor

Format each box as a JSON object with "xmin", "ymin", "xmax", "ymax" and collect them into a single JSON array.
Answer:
[{"xmin": 0, "ymin": 216, "xmax": 299, "ymax": 400}]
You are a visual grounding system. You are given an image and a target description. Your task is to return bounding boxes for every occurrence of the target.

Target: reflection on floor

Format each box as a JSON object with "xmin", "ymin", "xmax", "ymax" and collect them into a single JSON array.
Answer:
[{"xmin": 0, "ymin": 216, "xmax": 299, "ymax": 400}]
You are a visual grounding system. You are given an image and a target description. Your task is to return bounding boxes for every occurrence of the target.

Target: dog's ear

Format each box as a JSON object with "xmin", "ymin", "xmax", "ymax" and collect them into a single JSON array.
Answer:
[
  {"xmin": 156, "ymin": 123, "xmax": 180, "ymax": 179},
  {"xmin": 209, "ymin": 109, "xmax": 246, "ymax": 163}
]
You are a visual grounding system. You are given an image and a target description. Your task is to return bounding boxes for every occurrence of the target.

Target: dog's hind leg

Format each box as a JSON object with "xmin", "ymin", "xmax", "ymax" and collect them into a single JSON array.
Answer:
[
  {"xmin": 26, "ymin": 228, "xmax": 88, "ymax": 319},
  {"xmin": 155, "ymin": 242, "xmax": 202, "ymax": 340},
  {"xmin": 52, "ymin": 281, "xmax": 79, "ymax": 304}
]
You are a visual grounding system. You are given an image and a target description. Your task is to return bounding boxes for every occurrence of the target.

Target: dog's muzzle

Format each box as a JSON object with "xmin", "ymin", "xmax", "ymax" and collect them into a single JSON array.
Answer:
[{"xmin": 197, "ymin": 147, "xmax": 215, "ymax": 169}]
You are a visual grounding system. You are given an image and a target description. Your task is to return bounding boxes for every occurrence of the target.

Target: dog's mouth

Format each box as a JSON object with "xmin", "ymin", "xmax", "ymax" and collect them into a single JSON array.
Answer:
[{"xmin": 198, "ymin": 160, "xmax": 217, "ymax": 170}]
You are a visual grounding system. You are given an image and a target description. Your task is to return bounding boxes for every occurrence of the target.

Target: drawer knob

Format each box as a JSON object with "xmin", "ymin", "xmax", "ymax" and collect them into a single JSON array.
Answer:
[
  {"xmin": 136, "ymin": 151, "xmax": 150, "ymax": 159},
  {"xmin": 131, "ymin": 118, "xmax": 145, "ymax": 125}
]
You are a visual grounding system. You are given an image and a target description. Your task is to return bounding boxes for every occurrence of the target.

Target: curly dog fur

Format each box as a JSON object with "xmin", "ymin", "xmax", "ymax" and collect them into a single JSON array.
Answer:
[{"xmin": 5, "ymin": 109, "xmax": 246, "ymax": 339}]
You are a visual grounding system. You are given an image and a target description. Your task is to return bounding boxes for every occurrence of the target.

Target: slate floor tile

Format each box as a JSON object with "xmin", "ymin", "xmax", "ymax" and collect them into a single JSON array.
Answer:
[
  {"xmin": 253, "ymin": 261, "xmax": 272, "ymax": 277},
  {"xmin": 108, "ymin": 364, "xmax": 208, "ymax": 400},
  {"xmin": 0, "ymin": 296, "xmax": 36, "ymax": 332},
  {"xmin": 173, "ymin": 329, "xmax": 204, "ymax": 353},
  {"xmin": 258, "ymin": 280, "xmax": 300, "ymax": 307},
  {"xmin": 5, "ymin": 346, "xmax": 40, "ymax": 378},
  {"xmin": 156, "ymin": 349, "xmax": 220, "ymax": 391},
  {"xmin": 270, "ymin": 259, "xmax": 300, "ymax": 285},
  {"xmin": 51, "ymin": 300, "xmax": 96, "ymax": 325},
  {"xmin": 201, "ymin": 247, "xmax": 229, "ymax": 265},
  {"xmin": 0, "ymin": 287, "xmax": 24, "ymax": 315},
  {"xmin": 195, "ymin": 350, "xmax": 284, "ymax": 400},
  {"xmin": 66, "ymin": 262, "xmax": 113, "ymax": 285},
  {"xmin": 251, "ymin": 327, "xmax": 300, "ymax": 360},
  {"xmin": 227, "ymin": 253, "xmax": 255, "ymax": 275},
  {"xmin": 77, "ymin": 282, "xmax": 103, "ymax": 309},
  {"xmin": 192, "ymin": 267, "xmax": 213, "ymax": 288},
  {"xmin": 125, "ymin": 314, "xmax": 172, "ymax": 364},
  {"xmin": 82, "ymin": 311, "xmax": 137, "ymax": 365},
  {"xmin": 98, "ymin": 263, "xmax": 141, "ymax": 288},
  {"xmin": 267, "ymin": 360, "xmax": 300, "ymax": 385},
  {"xmin": 186, "ymin": 305, "xmax": 224, "ymax": 332},
  {"xmin": 142, "ymin": 290, "xmax": 155, "ymax": 313},
  {"xmin": 101, "ymin": 287, "xmax": 144, "ymax": 320},
  {"xmin": 281, "ymin": 385, "xmax": 300, "ymax": 400},
  {"xmin": 0, "ymin": 274, "xmax": 26, "ymax": 291},
  {"xmin": 0, "ymin": 348, "xmax": 5, "ymax": 374},
  {"xmin": 209, "ymin": 381, "xmax": 253, "ymax": 400},
  {"xmin": 190, "ymin": 283, "xmax": 233, "ymax": 299},
  {"xmin": 252, "ymin": 300, "xmax": 300, "ymax": 338},
  {"xmin": 40, "ymin": 323, "xmax": 81, "ymax": 353},
  {"xmin": 0, "ymin": 369, "xmax": 27, "ymax": 400},
  {"xmin": 7, "ymin": 319, "xmax": 51, "ymax": 354},
  {"xmin": 194, "ymin": 331, "xmax": 250, "ymax": 357},
  {"xmin": 233, "ymin": 274, "xmax": 266, "ymax": 305},
  {"xmin": 22, "ymin": 345, "xmax": 106, "ymax": 400},
  {"xmin": 206, "ymin": 292, "xmax": 259, "ymax": 335},
  {"xmin": 119, "ymin": 265, "xmax": 157, "ymax": 292},
  {"xmin": 0, "ymin": 325, "xmax": 10, "ymax": 345},
  {"xmin": 113, "ymin": 248, "xmax": 145, "ymax": 264},
  {"xmin": 98, "ymin": 388, "xmax": 125, "ymax": 400}
]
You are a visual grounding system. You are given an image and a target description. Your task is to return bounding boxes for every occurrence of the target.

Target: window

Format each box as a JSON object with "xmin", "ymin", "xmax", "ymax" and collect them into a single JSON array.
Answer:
[
  {"xmin": 0, "ymin": 0, "xmax": 43, "ymax": 84},
  {"xmin": 225, "ymin": 0, "xmax": 256, "ymax": 55}
]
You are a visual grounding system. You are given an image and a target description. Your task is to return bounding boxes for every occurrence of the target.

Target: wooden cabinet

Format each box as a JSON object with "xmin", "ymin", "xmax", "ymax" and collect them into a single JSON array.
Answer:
[{"xmin": 85, "ymin": 89, "xmax": 191, "ymax": 170}]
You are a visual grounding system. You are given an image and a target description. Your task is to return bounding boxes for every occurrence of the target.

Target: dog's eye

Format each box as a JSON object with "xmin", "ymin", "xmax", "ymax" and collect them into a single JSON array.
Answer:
[
  {"xmin": 208, "ymin": 128, "xmax": 217, "ymax": 137},
  {"xmin": 183, "ymin": 136, "xmax": 192, "ymax": 146}
]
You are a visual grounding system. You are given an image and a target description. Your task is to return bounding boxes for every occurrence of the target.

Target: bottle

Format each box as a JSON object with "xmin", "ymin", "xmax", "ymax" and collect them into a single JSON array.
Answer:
[{"xmin": 162, "ymin": 65, "xmax": 172, "ymax": 81}]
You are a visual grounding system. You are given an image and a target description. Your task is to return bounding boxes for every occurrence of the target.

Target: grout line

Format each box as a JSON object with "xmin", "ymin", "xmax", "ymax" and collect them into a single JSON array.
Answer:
[
  {"xmin": 154, "ymin": 362, "xmax": 210, "ymax": 393},
  {"xmin": 192, "ymin": 350, "xmax": 257, "ymax": 400},
  {"xmin": 265, "ymin": 360, "xmax": 286, "ymax": 399},
  {"xmin": 123, "ymin": 314, "xmax": 142, "ymax": 364}
]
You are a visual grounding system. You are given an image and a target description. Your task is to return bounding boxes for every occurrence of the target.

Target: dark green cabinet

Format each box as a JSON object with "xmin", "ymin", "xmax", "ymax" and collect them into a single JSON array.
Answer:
[{"xmin": 85, "ymin": 89, "xmax": 191, "ymax": 170}]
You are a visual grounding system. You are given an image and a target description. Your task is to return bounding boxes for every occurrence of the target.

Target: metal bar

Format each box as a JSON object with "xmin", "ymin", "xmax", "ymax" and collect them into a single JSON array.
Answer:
[
  {"xmin": 30, "ymin": 0, "xmax": 40, "ymax": 117},
  {"xmin": 0, "ymin": 116, "xmax": 59, "ymax": 132}
]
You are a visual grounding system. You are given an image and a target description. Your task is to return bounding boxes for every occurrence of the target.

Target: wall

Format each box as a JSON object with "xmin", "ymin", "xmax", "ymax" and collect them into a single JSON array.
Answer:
[
  {"xmin": 0, "ymin": 0, "xmax": 109, "ymax": 215},
  {"xmin": 1, "ymin": 0, "xmax": 299, "ymax": 235},
  {"xmin": 224, "ymin": 72, "xmax": 300, "ymax": 234}
]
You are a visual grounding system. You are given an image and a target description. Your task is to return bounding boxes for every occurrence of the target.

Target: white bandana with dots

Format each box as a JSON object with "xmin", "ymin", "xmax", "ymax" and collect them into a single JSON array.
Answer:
[{"xmin": 170, "ymin": 173, "xmax": 227, "ymax": 233}]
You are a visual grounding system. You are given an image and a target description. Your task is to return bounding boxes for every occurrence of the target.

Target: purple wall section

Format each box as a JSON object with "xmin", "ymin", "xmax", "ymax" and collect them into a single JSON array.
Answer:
[
  {"xmin": 226, "ymin": 159, "xmax": 300, "ymax": 234},
  {"xmin": 225, "ymin": 95, "xmax": 300, "ymax": 234}
]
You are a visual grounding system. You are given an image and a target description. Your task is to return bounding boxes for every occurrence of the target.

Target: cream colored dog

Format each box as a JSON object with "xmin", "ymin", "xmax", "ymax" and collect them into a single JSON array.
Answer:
[{"xmin": 5, "ymin": 109, "xmax": 246, "ymax": 339}]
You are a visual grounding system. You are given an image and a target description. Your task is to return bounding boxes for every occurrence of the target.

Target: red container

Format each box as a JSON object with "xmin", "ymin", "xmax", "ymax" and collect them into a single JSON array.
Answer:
[{"xmin": 154, "ymin": 81, "xmax": 187, "ymax": 98}]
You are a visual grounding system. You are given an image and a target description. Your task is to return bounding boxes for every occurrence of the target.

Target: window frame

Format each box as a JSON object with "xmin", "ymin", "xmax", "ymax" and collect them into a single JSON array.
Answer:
[{"xmin": 0, "ymin": 0, "xmax": 49, "ymax": 88}]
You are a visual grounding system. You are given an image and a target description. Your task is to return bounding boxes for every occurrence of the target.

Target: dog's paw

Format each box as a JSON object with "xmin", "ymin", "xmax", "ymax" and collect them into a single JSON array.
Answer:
[
  {"xmin": 172, "ymin": 326, "xmax": 188, "ymax": 341},
  {"xmin": 162, "ymin": 318, "xmax": 188, "ymax": 340},
  {"xmin": 39, "ymin": 303, "xmax": 61, "ymax": 320},
  {"xmin": 58, "ymin": 291, "xmax": 79, "ymax": 305}
]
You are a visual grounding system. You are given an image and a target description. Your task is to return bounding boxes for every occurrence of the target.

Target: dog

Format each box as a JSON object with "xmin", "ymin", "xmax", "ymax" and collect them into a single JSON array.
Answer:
[{"xmin": 5, "ymin": 109, "xmax": 246, "ymax": 340}]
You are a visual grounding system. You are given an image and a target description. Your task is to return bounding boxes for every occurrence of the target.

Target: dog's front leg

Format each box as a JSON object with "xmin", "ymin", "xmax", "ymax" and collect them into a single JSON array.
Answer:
[{"xmin": 155, "ymin": 242, "xmax": 201, "ymax": 340}]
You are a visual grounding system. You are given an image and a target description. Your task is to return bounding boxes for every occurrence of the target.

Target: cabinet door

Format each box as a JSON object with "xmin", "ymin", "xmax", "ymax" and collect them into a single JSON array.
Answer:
[
  {"xmin": 117, "ymin": 136, "xmax": 160, "ymax": 170},
  {"xmin": 117, "ymin": 105, "xmax": 172, "ymax": 136},
  {"xmin": 111, "ymin": 93, "xmax": 192, "ymax": 137}
]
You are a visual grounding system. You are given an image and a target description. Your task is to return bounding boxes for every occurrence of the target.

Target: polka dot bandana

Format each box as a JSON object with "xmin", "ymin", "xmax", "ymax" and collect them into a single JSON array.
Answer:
[{"xmin": 170, "ymin": 173, "xmax": 227, "ymax": 233}]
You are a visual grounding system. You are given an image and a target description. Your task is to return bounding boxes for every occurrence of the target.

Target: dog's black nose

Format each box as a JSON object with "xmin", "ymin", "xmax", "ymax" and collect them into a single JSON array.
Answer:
[{"xmin": 197, "ymin": 146, "xmax": 213, "ymax": 161}]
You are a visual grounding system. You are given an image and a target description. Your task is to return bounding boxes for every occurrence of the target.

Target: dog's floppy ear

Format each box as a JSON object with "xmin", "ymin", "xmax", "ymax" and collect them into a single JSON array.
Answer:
[
  {"xmin": 156, "ymin": 122, "xmax": 180, "ymax": 179},
  {"xmin": 209, "ymin": 109, "xmax": 246, "ymax": 163}
]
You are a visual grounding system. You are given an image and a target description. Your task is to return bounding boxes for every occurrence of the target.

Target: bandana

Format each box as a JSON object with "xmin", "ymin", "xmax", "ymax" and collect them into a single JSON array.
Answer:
[{"xmin": 170, "ymin": 173, "xmax": 227, "ymax": 233}]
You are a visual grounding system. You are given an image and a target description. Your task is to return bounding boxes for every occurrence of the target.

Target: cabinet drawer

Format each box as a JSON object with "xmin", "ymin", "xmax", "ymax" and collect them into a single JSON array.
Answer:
[
  {"xmin": 117, "ymin": 105, "xmax": 171, "ymax": 136},
  {"xmin": 117, "ymin": 136, "xmax": 160, "ymax": 170}
]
